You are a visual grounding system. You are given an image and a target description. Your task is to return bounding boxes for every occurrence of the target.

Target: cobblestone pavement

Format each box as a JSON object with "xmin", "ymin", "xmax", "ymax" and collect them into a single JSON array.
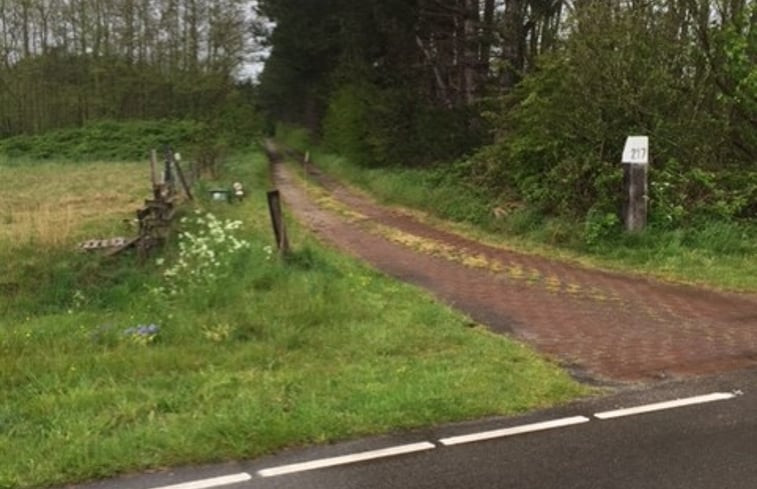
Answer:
[{"xmin": 269, "ymin": 146, "xmax": 757, "ymax": 383}]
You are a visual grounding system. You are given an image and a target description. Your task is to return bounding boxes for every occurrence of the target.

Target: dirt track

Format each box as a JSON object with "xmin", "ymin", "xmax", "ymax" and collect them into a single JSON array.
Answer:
[{"xmin": 267, "ymin": 145, "xmax": 757, "ymax": 383}]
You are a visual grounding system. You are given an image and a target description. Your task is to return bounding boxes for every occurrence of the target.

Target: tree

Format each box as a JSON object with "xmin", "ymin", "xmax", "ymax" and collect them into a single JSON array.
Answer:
[{"xmin": 0, "ymin": 0, "xmax": 259, "ymax": 137}]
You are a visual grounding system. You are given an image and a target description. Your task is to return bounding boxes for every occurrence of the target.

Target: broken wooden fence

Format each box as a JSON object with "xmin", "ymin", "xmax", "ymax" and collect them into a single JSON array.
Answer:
[{"xmin": 80, "ymin": 146, "xmax": 193, "ymax": 258}]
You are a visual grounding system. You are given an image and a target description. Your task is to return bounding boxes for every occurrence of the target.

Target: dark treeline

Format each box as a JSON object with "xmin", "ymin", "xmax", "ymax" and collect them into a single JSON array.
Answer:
[
  {"xmin": 257, "ymin": 0, "xmax": 755, "ymax": 223},
  {"xmin": 0, "ymin": 0, "xmax": 255, "ymax": 137},
  {"xmin": 258, "ymin": 0, "xmax": 523, "ymax": 163},
  {"xmin": 259, "ymin": 0, "xmax": 564, "ymax": 119}
]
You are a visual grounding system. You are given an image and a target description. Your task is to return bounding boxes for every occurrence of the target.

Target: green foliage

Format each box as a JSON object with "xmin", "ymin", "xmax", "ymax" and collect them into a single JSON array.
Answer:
[
  {"xmin": 472, "ymin": 0, "xmax": 755, "ymax": 226},
  {"xmin": 208, "ymin": 86, "xmax": 265, "ymax": 149},
  {"xmin": 0, "ymin": 111, "xmax": 262, "ymax": 167},
  {"xmin": 0, "ymin": 120, "xmax": 207, "ymax": 161},
  {"xmin": 713, "ymin": 2, "xmax": 757, "ymax": 159},
  {"xmin": 257, "ymin": 0, "xmax": 419, "ymax": 129},
  {"xmin": 258, "ymin": 0, "xmax": 489, "ymax": 164},
  {"xmin": 0, "ymin": 0, "xmax": 252, "ymax": 138},
  {"xmin": 584, "ymin": 210, "xmax": 621, "ymax": 247},
  {"xmin": 276, "ymin": 125, "xmax": 314, "ymax": 153},
  {"xmin": 649, "ymin": 160, "xmax": 757, "ymax": 227},
  {"xmin": 322, "ymin": 84, "xmax": 376, "ymax": 166},
  {"xmin": 323, "ymin": 82, "xmax": 485, "ymax": 166}
]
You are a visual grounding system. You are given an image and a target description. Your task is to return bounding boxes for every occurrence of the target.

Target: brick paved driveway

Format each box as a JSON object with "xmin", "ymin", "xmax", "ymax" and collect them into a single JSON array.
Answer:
[{"xmin": 269, "ymin": 146, "xmax": 757, "ymax": 382}]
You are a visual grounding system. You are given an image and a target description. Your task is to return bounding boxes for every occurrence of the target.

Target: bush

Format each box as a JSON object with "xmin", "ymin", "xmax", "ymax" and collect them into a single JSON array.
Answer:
[
  {"xmin": 209, "ymin": 87, "xmax": 264, "ymax": 149},
  {"xmin": 649, "ymin": 160, "xmax": 756, "ymax": 227},
  {"xmin": 322, "ymin": 83, "xmax": 376, "ymax": 166},
  {"xmin": 470, "ymin": 0, "xmax": 755, "ymax": 227},
  {"xmin": 584, "ymin": 209, "xmax": 621, "ymax": 247},
  {"xmin": 0, "ymin": 120, "xmax": 208, "ymax": 161}
]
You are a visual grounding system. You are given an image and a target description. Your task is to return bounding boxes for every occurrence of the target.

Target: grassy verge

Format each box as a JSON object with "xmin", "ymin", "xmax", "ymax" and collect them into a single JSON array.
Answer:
[
  {"xmin": 0, "ymin": 150, "xmax": 585, "ymax": 489},
  {"xmin": 277, "ymin": 128, "xmax": 757, "ymax": 292}
]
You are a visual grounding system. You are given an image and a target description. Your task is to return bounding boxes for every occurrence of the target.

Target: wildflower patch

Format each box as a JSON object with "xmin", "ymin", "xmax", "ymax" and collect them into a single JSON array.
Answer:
[{"xmin": 157, "ymin": 210, "xmax": 251, "ymax": 297}]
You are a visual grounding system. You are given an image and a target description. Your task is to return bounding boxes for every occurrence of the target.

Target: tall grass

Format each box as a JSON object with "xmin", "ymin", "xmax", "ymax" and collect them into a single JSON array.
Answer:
[{"xmin": 0, "ymin": 161, "xmax": 147, "ymax": 250}]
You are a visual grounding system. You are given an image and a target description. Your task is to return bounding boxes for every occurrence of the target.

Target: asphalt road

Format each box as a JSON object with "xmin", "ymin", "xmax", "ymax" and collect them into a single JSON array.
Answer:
[{"xmin": 68, "ymin": 369, "xmax": 757, "ymax": 489}]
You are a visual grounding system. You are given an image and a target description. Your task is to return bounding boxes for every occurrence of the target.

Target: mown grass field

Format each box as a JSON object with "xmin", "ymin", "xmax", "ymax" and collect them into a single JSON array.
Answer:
[
  {"xmin": 0, "ymin": 149, "xmax": 585, "ymax": 489},
  {"xmin": 279, "ymin": 129, "xmax": 757, "ymax": 292}
]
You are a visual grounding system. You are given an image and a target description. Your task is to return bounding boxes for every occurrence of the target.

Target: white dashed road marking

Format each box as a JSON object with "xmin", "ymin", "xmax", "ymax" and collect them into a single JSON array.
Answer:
[
  {"xmin": 150, "ymin": 473, "xmax": 252, "ymax": 489},
  {"xmin": 438, "ymin": 416, "xmax": 591, "ymax": 446},
  {"xmin": 594, "ymin": 392, "xmax": 738, "ymax": 420},
  {"xmin": 146, "ymin": 391, "xmax": 742, "ymax": 487},
  {"xmin": 258, "ymin": 442, "xmax": 437, "ymax": 478}
]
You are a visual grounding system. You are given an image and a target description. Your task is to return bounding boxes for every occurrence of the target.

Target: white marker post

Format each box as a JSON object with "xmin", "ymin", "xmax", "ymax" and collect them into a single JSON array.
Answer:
[{"xmin": 622, "ymin": 136, "xmax": 649, "ymax": 232}]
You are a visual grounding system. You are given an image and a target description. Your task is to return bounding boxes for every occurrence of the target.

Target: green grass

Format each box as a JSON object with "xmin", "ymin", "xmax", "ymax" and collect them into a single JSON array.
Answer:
[
  {"xmin": 278, "ymin": 129, "xmax": 757, "ymax": 292},
  {"xmin": 0, "ymin": 150, "xmax": 585, "ymax": 489}
]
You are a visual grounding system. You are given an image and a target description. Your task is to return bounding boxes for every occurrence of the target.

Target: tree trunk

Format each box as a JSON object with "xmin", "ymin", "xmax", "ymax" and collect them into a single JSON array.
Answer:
[
  {"xmin": 481, "ymin": 0, "xmax": 495, "ymax": 77},
  {"xmin": 463, "ymin": 0, "xmax": 479, "ymax": 104},
  {"xmin": 501, "ymin": 0, "xmax": 526, "ymax": 91},
  {"xmin": 416, "ymin": 34, "xmax": 453, "ymax": 108},
  {"xmin": 21, "ymin": 0, "xmax": 30, "ymax": 58}
]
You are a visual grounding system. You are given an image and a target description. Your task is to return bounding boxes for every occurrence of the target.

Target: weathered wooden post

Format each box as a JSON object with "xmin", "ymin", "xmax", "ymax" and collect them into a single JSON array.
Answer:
[
  {"xmin": 150, "ymin": 150, "xmax": 161, "ymax": 199},
  {"xmin": 267, "ymin": 189, "xmax": 290, "ymax": 254},
  {"xmin": 622, "ymin": 136, "xmax": 649, "ymax": 232},
  {"xmin": 170, "ymin": 151, "xmax": 194, "ymax": 201},
  {"xmin": 162, "ymin": 146, "xmax": 174, "ymax": 188}
]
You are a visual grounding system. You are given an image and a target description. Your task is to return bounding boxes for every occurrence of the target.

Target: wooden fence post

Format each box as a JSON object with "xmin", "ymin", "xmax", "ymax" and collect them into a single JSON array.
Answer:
[
  {"xmin": 150, "ymin": 149, "xmax": 161, "ymax": 199},
  {"xmin": 162, "ymin": 146, "xmax": 174, "ymax": 187},
  {"xmin": 267, "ymin": 190, "xmax": 290, "ymax": 254},
  {"xmin": 169, "ymin": 152, "xmax": 194, "ymax": 201}
]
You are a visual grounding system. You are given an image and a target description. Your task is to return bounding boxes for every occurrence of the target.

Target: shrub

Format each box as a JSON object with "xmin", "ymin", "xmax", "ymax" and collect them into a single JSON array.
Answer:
[
  {"xmin": 471, "ymin": 0, "xmax": 755, "ymax": 226},
  {"xmin": 0, "ymin": 120, "xmax": 207, "ymax": 161},
  {"xmin": 584, "ymin": 209, "xmax": 621, "ymax": 247}
]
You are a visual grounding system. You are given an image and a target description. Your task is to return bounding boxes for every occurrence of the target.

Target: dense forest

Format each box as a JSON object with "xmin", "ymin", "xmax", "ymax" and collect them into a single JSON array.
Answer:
[
  {"xmin": 258, "ymin": 0, "xmax": 755, "ymax": 224},
  {"xmin": 1, "ymin": 0, "xmax": 754, "ymax": 224}
]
